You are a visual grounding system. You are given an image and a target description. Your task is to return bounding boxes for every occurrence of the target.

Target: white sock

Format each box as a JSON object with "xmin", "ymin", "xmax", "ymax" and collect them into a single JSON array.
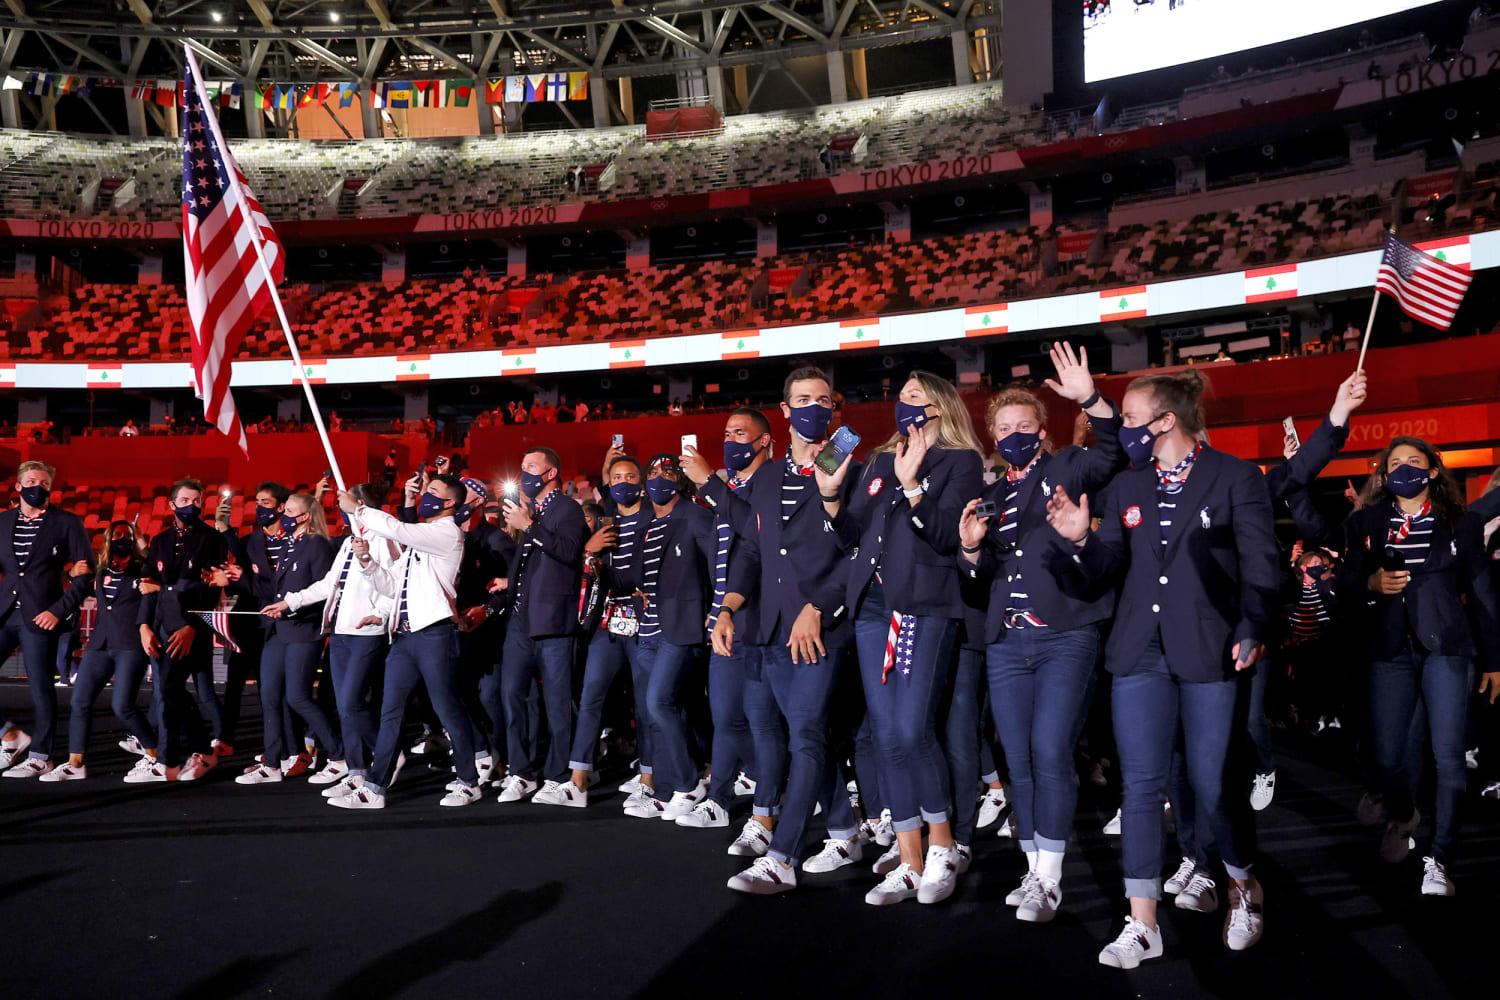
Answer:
[
  {"xmin": 1025, "ymin": 850, "xmax": 1038, "ymax": 873},
  {"xmin": 1036, "ymin": 848, "xmax": 1065, "ymax": 883}
]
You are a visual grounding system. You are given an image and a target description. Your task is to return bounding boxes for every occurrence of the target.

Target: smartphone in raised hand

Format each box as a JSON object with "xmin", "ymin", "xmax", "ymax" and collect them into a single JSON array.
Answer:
[{"xmin": 815, "ymin": 426, "xmax": 860, "ymax": 476}]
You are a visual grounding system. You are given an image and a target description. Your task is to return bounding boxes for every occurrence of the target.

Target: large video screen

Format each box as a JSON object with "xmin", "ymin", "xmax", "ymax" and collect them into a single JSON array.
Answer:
[{"xmin": 1083, "ymin": 0, "xmax": 1445, "ymax": 83}]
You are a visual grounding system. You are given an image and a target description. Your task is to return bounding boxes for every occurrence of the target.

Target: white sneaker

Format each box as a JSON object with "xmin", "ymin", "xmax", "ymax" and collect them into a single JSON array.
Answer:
[
  {"xmin": 977, "ymin": 786, "xmax": 1010, "ymax": 828},
  {"xmin": 727, "ymin": 817, "xmax": 772, "ymax": 856},
  {"xmin": 309, "ymin": 760, "xmax": 350, "ymax": 786},
  {"xmin": 1223, "ymin": 880, "xmax": 1264, "ymax": 951},
  {"xmin": 1482, "ymin": 781, "xmax": 1500, "ymax": 800},
  {"xmin": 2, "ymin": 757, "xmax": 53, "ymax": 778},
  {"xmin": 727, "ymin": 856, "xmax": 797, "ymax": 895},
  {"xmin": 623, "ymin": 789, "xmax": 666, "ymax": 819},
  {"xmin": 1103, "ymin": 808, "xmax": 1122, "ymax": 836},
  {"xmin": 1380, "ymin": 809, "xmax": 1421, "ymax": 863},
  {"xmin": 870, "ymin": 808, "xmax": 895, "ymax": 847},
  {"xmin": 123, "ymin": 759, "xmax": 168, "ymax": 783},
  {"xmin": 733, "ymin": 772, "xmax": 756, "ymax": 797},
  {"xmin": 916, "ymin": 845, "xmax": 959, "ymax": 904},
  {"xmin": 997, "ymin": 815, "xmax": 1018, "ymax": 839},
  {"xmin": 0, "ymin": 729, "xmax": 32, "ymax": 768},
  {"xmin": 533, "ymin": 779, "xmax": 588, "ymax": 808},
  {"xmin": 660, "ymin": 788, "xmax": 704, "ymax": 821},
  {"xmin": 495, "ymin": 774, "xmax": 539, "ymax": 803},
  {"xmin": 1176, "ymin": 872, "xmax": 1218, "ymax": 913},
  {"xmin": 1017, "ymin": 874, "xmax": 1062, "ymax": 923},
  {"xmin": 408, "ymin": 734, "xmax": 442, "ymax": 755},
  {"xmin": 118, "ymin": 735, "xmax": 148, "ymax": 757},
  {"xmin": 472, "ymin": 757, "xmax": 496, "ymax": 785},
  {"xmin": 329, "ymin": 786, "xmax": 386, "ymax": 809},
  {"xmin": 617, "ymin": 773, "xmax": 647, "ymax": 795},
  {"xmin": 1005, "ymin": 871, "xmax": 1038, "ymax": 907},
  {"xmin": 1356, "ymin": 792, "xmax": 1386, "ymax": 826},
  {"xmin": 865, "ymin": 863, "xmax": 921, "ymax": 906},
  {"xmin": 39, "ymin": 762, "xmax": 86, "ymax": 782},
  {"xmin": 322, "ymin": 774, "xmax": 364, "ymax": 798},
  {"xmin": 235, "ymin": 764, "xmax": 283, "ymax": 785},
  {"xmin": 1250, "ymin": 771, "xmax": 1276, "ymax": 811},
  {"xmin": 1098, "ymin": 918, "xmax": 1163, "ymax": 969},
  {"xmin": 952, "ymin": 843, "xmax": 972, "ymax": 874},
  {"xmin": 871, "ymin": 841, "xmax": 902, "ymax": 875},
  {"xmin": 440, "ymin": 783, "xmax": 482, "ymax": 807},
  {"xmin": 1164, "ymin": 857, "xmax": 1197, "ymax": 895},
  {"xmin": 1420, "ymin": 856, "xmax": 1454, "ymax": 897},
  {"xmin": 177, "ymin": 752, "xmax": 217, "ymax": 781},
  {"xmin": 803, "ymin": 837, "xmax": 863, "ymax": 874},
  {"xmin": 675, "ymin": 798, "xmax": 728, "ymax": 828}
]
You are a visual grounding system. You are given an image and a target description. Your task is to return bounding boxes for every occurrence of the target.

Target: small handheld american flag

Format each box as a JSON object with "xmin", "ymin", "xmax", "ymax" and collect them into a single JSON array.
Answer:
[
  {"xmin": 191, "ymin": 610, "xmax": 242, "ymax": 654},
  {"xmin": 1374, "ymin": 233, "xmax": 1472, "ymax": 332}
]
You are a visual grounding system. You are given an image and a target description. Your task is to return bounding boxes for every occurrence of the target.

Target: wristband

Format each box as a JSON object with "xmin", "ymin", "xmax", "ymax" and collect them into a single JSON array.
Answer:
[
  {"xmin": 1079, "ymin": 390, "xmax": 1101, "ymax": 410},
  {"xmin": 820, "ymin": 493, "xmax": 841, "ymax": 502},
  {"xmin": 902, "ymin": 484, "xmax": 925, "ymax": 499},
  {"xmin": 960, "ymin": 543, "xmax": 981, "ymax": 554}
]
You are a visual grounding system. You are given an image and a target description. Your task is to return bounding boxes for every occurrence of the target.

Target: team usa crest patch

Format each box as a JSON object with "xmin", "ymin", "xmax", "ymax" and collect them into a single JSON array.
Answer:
[
  {"xmin": 1122, "ymin": 505, "xmax": 1143, "ymax": 528},
  {"xmin": 867, "ymin": 477, "xmax": 884, "ymax": 496}
]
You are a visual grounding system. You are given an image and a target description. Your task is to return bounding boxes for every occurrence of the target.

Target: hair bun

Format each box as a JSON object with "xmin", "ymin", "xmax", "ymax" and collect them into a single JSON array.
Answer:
[{"xmin": 1172, "ymin": 368, "xmax": 1208, "ymax": 398}]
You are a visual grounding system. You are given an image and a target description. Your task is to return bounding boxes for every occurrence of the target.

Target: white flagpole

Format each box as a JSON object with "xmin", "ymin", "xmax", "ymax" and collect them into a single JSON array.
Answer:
[
  {"xmin": 1354, "ymin": 290, "xmax": 1380, "ymax": 373},
  {"xmin": 183, "ymin": 47, "xmax": 347, "ymax": 498}
]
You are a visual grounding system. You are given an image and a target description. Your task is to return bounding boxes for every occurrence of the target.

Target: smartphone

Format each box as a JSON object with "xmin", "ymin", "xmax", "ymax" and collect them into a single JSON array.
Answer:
[
  {"xmin": 680, "ymin": 434, "xmax": 698, "ymax": 453},
  {"xmin": 322, "ymin": 468, "xmax": 332, "ymax": 479},
  {"xmin": 975, "ymin": 500, "xmax": 997, "ymax": 519},
  {"xmin": 612, "ymin": 433, "xmax": 624, "ymax": 449},
  {"xmin": 1380, "ymin": 546, "xmax": 1407, "ymax": 572},
  {"xmin": 503, "ymin": 480, "xmax": 520, "ymax": 501},
  {"xmin": 815, "ymin": 426, "xmax": 860, "ymax": 475},
  {"xmin": 1281, "ymin": 417, "xmax": 1300, "ymax": 453},
  {"xmin": 434, "ymin": 455, "xmax": 448, "ymax": 469}
]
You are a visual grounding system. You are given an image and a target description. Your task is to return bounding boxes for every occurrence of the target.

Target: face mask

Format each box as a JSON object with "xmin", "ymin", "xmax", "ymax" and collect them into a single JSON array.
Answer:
[
  {"xmin": 997, "ymin": 430, "xmax": 1042, "ymax": 470},
  {"xmin": 1305, "ymin": 563, "xmax": 1328, "ymax": 580},
  {"xmin": 787, "ymin": 403, "xmax": 832, "ymax": 443},
  {"xmin": 174, "ymin": 502, "xmax": 201, "ymax": 523},
  {"xmin": 894, "ymin": 401, "xmax": 931, "ymax": 437},
  {"xmin": 1386, "ymin": 463, "xmax": 1431, "ymax": 499},
  {"xmin": 645, "ymin": 476, "xmax": 678, "ymax": 505},
  {"xmin": 609, "ymin": 482, "xmax": 642, "ymax": 507},
  {"xmin": 19, "ymin": 484, "xmax": 49, "ymax": 508},
  {"xmin": 255, "ymin": 506, "xmax": 280, "ymax": 528},
  {"xmin": 280, "ymin": 512, "xmax": 303, "ymax": 534},
  {"xmin": 1118, "ymin": 420, "xmax": 1161, "ymax": 467},
  {"xmin": 453, "ymin": 503, "xmax": 475, "ymax": 526},
  {"xmin": 109, "ymin": 538, "xmax": 135, "ymax": 557},
  {"xmin": 519, "ymin": 470, "xmax": 550, "ymax": 498},
  {"xmin": 723, "ymin": 440, "xmax": 761, "ymax": 473},
  {"xmin": 418, "ymin": 493, "xmax": 451, "ymax": 519}
]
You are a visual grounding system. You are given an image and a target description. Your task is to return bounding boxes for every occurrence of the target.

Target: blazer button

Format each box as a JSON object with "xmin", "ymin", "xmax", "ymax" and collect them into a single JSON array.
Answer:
[
  {"xmin": 1159, "ymin": 575, "xmax": 1168, "ymax": 584},
  {"xmin": 1015, "ymin": 549, "xmax": 1023, "ymax": 558},
  {"xmin": 779, "ymin": 548, "xmax": 787, "ymax": 556},
  {"xmin": 1151, "ymin": 603, "xmax": 1160, "ymax": 613},
  {"xmin": 17, "ymin": 571, "xmax": 23, "ymax": 576},
  {"xmin": 870, "ymin": 557, "xmax": 877, "ymax": 565}
]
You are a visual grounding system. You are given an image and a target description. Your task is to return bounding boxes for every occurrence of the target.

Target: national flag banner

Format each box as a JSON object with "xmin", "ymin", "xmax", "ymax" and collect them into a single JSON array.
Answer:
[
  {"xmin": 0, "ymin": 364, "xmax": 16, "ymax": 385},
  {"xmin": 720, "ymin": 329, "xmax": 760, "ymax": 360},
  {"xmin": 273, "ymin": 84, "xmax": 294, "ymax": 109},
  {"xmin": 296, "ymin": 360, "xmax": 327, "ymax": 385},
  {"xmin": 1100, "ymin": 285, "xmax": 1148, "ymax": 321},
  {"xmin": 56, "ymin": 75, "xmax": 76, "ymax": 94},
  {"xmin": 396, "ymin": 354, "xmax": 430, "ymax": 381},
  {"xmin": 525, "ymin": 74, "xmax": 546, "ymax": 102},
  {"xmin": 504, "ymin": 76, "xmax": 526, "ymax": 102},
  {"xmin": 609, "ymin": 340, "xmax": 647, "ymax": 369},
  {"xmin": 411, "ymin": 80, "xmax": 436, "ymax": 108},
  {"xmin": 181, "ymin": 50, "xmax": 287, "ymax": 457},
  {"xmin": 2, "ymin": 74, "xmax": 24, "ymax": 92},
  {"xmin": 298, "ymin": 83, "xmax": 328, "ymax": 107},
  {"xmin": 385, "ymin": 82, "xmax": 411, "ymax": 109},
  {"xmin": 1374, "ymin": 232, "xmax": 1472, "ymax": 331},
  {"xmin": 30, "ymin": 73, "xmax": 53, "ymax": 97},
  {"xmin": 485, "ymin": 78, "xmax": 505, "ymax": 103},
  {"xmin": 963, "ymin": 303, "xmax": 1008, "ymax": 336},
  {"xmin": 369, "ymin": 83, "xmax": 386, "ymax": 109},
  {"xmin": 502, "ymin": 347, "xmax": 537, "ymax": 376},
  {"xmin": 86, "ymin": 364, "xmax": 123, "ymax": 388},
  {"xmin": 1243, "ymin": 264, "xmax": 1298, "ymax": 304},
  {"xmin": 255, "ymin": 84, "xmax": 273, "ymax": 109},
  {"xmin": 337, "ymin": 83, "xmax": 358, "ymax": 108},
  {"xmin": 838, "ymin": 318, "xmax": 880, "ymax": 349},
  {"xmin": 568, "ymin": 72, "xmax": 589, "ymax": 100},
  {"xmin": 155, "ymin": 79, "xmax": 177, "ymax": 105},
  {"xmin": 441, "ymin": 79, "xmax": 473, "ymax": 106},
  {"xmin": 223, "ymin": 82, "xmax": 243, "ymax": 109},
  {"xmin": 545, "ymin": 73, "xmax": 569, "ymax": 102},
  {"xmin": 1415, "ymin": 235, "xmax": 1472, "ymax": 271},
  {"xmin": 191, "ymin": 610, "xmax": 242, "ymax": 654}
]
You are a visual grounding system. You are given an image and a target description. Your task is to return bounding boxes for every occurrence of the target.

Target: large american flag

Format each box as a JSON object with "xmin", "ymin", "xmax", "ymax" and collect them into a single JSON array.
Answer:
[
  {"xmin": 1374, "ymin": 232, "xmax": 1472, "ymax": 331},
  {"xmin": 181, "ymin": 49, "xmax": 284, "ymax": 455}
]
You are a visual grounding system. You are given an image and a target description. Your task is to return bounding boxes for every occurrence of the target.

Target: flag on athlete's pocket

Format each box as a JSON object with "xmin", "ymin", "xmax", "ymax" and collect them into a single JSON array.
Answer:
[{"xmin": 1374, "ymin": 233, "xmax": 1472, "ymax": 331}]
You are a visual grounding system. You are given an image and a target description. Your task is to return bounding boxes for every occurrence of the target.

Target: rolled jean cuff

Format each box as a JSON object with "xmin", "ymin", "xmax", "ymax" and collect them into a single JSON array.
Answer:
[
  {"xmin": 29, "ymin": 751, "xmax": 49, "ymax": 762},
  {"xmin": 1034, "ymin": 833, "xmax": 1069, "ymax": 853},
  {"xmin": 568, "ymin": 759, "xmax": 590, "ymax": 772},
  {"xmin": 476, "ymin": 752, "xmax": 493, "ymax": 764},
  {"xmin": 828, "ymin": 823, "xmax": 859, "ymax": 842},
  {"xmin": 981, "ymin": 770, "xmax": 1000, "ymax": 784},
  {"xmin": 640, "ymin": 764, "xmax": 654, "ymax": 776},
  {"xmin": 920, "ymin": 807, "xmax": 949, "ymax": 825},
  {"xmin": 892, "ymin": 814, "xmax": 924, "ymax": 834},
  {"xmin": 1224, "ymin": 861, "xmax": 1254, "ymax": 882},
  {"xmin": 752, "ymin": 804, "xmax": 778, "ymax": 818},
  {"xmin": 1124, "ymin": 877, "xmax": 1160, "ymax": 901},
  {"xmin": 364, "ymin": 782, "xmax": 386, "ymax": 795},
  {"xmin": 768, "ymin": 849, "xmax": 796, "ymax": 868},
  {"xmin": 1019, "ymin": 839, "xmax": 1037, "ymax": 854},
  {"xmin": 349, "ymin": 768, "xmax": 367, "ymax": 778}
]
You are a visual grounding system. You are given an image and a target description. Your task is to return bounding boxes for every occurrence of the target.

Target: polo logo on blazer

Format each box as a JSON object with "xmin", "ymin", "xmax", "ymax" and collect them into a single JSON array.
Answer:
[
  {"xmin": 674, "ymin": 544, "xmax": 681, "ymax": 557},
  {"xmin": 252, "ymin": 563, "xmax": 260, "ymax": 574},
  {"xmin": 1199, "ymin": 507, "xmax": 1211, "ymax": 529},
  {"xmin": 1452, "ymin": 540, "xmax": 1458, "ymax": 556},
  {"xmin": 1041, "ymin": 479, "xmax": 1051, "ymax": 497},
  {"xmin": 1122, "ymin": 506, "xmax": 1142, "ymax": 528},
  {"xmin": 868, "ymin": 477, "xmax": 884, "ymax": 496}
]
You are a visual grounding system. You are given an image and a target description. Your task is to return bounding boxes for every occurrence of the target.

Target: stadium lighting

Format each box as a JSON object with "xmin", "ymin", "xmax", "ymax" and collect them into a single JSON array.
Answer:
[
  {"xmin": 329, "ymin": 10, "xmax": 341, "ymax": 22},
  {"xmin": 210, "ymin": 9, "xmax": 222, "ymax": 21}
]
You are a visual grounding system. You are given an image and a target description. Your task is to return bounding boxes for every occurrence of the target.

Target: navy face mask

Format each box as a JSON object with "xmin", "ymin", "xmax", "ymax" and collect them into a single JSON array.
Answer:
[
  {"xmin": 1386, "ymin": 463, "xmax": 1432, "ymax": 499},
  {"xmin": 519, "ymin": 470, "xmax": 550, "ymax": 498},
  {"xmin": 997, "ymin": 430, "xmax": 1042, "ymax": 470},
  {"xmin": 1305, "ymin": 563, "xmax": 1329, "ymax": 580},
  {"xmin": 723, "ymin": 440, "xmax": 761, "ymax": 473},
  {"xmin": 280, "ymin": 512, "xmax": 302, "ymax": 534},
  {"xmin": 174, "ymin": 503, "xmax": 201, "ymax": 523},
  {"xmin": 645, "ymin": 476, "xmax": 678, "ymax": 505},
  {"xmin": 894, "ymin": 401, "xmax": 932, "ymax": 437},
  {"xmin": 109, "ymin": 538, "xmax": 135, "ymax": 557},
  {"xmin": 787, "ymin": 403, "xmax": 832, "ymax": 442},
  {"xmin": 1119, "ymin": 420, "xmax": 1161, "ymax": 467},
  {"xmin": 19, "ymin": 484, "xmax": 49, "ymax": 508},
  {"xmin": 609, "ymin": 482, "xmax": 642, "ymax": 507},
  {"xmin": 255, "ymin": 505, "xmax": 280, "ymax": 528},
  {"xmin": 417, "ymin": 493, "xmax": 450, "ymax": 519}
]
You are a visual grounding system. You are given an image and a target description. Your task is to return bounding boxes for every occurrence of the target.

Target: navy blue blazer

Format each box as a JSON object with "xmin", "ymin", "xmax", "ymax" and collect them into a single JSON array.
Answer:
[
  {"xmin": 224, "ymin": 527, "xmax": 285, "ymax": 637},
  {"xmin": 267, "ymin": 533, "xmax": 334, "ymax": 642},
  {"xmin": 142, "ymin": 521, "xmax": 229, "ymax": 635},
  {"xmin": 504, "ymin": 491, "xmax": 590, "ymax": 638},
  {"xmin": 88, "ymin": 559, "xmax": 157, "ymax": 653},
  {"xmin": 963, "ymin": 408, "xmax": 1126, "ymax": 644},
  {"xmin": 1074, "ymin": 445, "xmax": 1280, "ymax": 682},
  {"xmin": 0, "ymin": 506, "xmax": 94, "ymax": 632},
  {"xmin": 831, "ymin": 446, "xmax": 983, "ymax": 619},
  {"xmin": 700, "ymin": 457, "xmax": 861, "ymax": 648},
  {"xmin": 458, "ymin": 519, "xmax": 517, "ymax": 615},
  {"xmin": 1338, "ymin": 502, "xmax": 1500, "ymax": 672},
  {"xmin": 640, "ymin": 500, "xmax": 717, "ymax": 646}
]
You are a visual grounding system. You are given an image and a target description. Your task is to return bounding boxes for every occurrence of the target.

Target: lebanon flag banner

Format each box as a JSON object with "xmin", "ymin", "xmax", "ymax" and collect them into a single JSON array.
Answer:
[
  {"xmin": 0, "ymin": 363, "xmax": 14, "ymax": 385},
  {"xmin": 502, "ymin": 347, "xmax": 537, "ymax": 375},
  {"xmin": 296, "ymin": 360, "xmax": 327, "ymax": 385},
  {"xmin": 1100, "ymin": 286, "xmax": 1148, "ymax": 321},
  {"xmin": 87, "ymin": 364, "xmax": 124, "ymax": 388},
  {"xmin": 721, "ymin": 330, "xmax": 760, "ymax": 360},
  {"xmin": 610, "ymin": 340, "xmax": 647, "ymax": 369},
  {"xmin": 1244, "ymin": 264, "xmax": 1298, "ymax": 304},
  {"xmin": 1416, "ymin": 235, "xmax": 1472, "ymax": 271},
  {"xmin": 839, "ymin": 318, "xmax": 880, "ymax": 349},
  {"xmin": 396, "ymin": 355, "xmax": 430, "ymax": 381},
  {"xmin": 964, "ymin": 303, "xmax": 1008, "ymax": 336}
]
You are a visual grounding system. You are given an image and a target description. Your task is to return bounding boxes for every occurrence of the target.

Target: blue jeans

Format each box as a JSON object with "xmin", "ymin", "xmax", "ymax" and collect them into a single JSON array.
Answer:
[
  {"xmin": 1247, "ymin": 659, "xmax": 1275, "ymax": 774},
  {"xmin": 742, "ymin": 649, "xmax": 783, "ymax": 820},
  {"xmin": 69, "ymin": 648, "xmax": 155, "ymax": 754},
  {"xmin": 0, "ymin": 613, "xmax": 60, "ymax": 760},
  {"xmin": 368, "ymin": 622, "xmax": 475, "ymax": 793},
  {"xmin": 942, "ymin": 647, "xmax": 986, "ymax": 846},
  {"xmin": 151, "ymin": 626, "xmax": 214, "ymax": 768},
  {"xmin": 567, "ymin": 630, "xmax": 649, "ymax": 774},
  {"xmin": 986, "ymin": 626, "xmax": 1099, "ymax": 853},
  {"xmin": 759, "ymin": 643, "xmax": 857, "ymax": 866},
  {"xmin": 1369, "ymin": 649, "xmax": 1474, "ymax": 863},
  {"xmin": 1112, "ymin": 636, "xmax": 1254, "ymax": 900},
  {"xmin": 261, "ymin": 633, "xmax": 342, "ymax": 766},
  {"xmin": 708, "ymin": 643, "xmax": 757, "ymax": 808},
  {"xmin": 500, "ymin": 630, "xmax": 576, "ymax": 782},
  {"xmin": 853, "ymin": 585, "xmax": 957, "ymax": 833},
  {"xmin": 642, "ymin": 636, "xmax": 702, "ymax": 795},
  {"xmin": 329, "ymin": 634, "xmax": 385, "ymax": 774}
]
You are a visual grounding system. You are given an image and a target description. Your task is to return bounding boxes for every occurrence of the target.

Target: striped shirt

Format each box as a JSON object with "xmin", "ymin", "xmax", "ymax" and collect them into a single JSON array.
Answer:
[
  {"xmin": 608, "ymin": 509, "xmax": 646, "ymax": 584},
  {"xmin": 12, "ymin": 510, "xmax": 44, "ymax": 567},
  {"xmin": 1387, "ymin": 504, "xmax": 1434, "ymax": 568},
  {"xmin": 100, "ymin": 568, "xmax": 124, "ymax": 605},
  {"xmin": 710, "ymin": 477, "xmax": 748, "ymax": 624},
  {"xmin": 782, "ymin": 455, "xmax": 813, "ymax": 521},
  {"xmin": 1289, "ymin": 582, "xmax": 1330, "ymax": 641},
  {"xmin": 994, "ymin": 467, "xmax": 1044, "ymax": 629},
  {"xmin": 1155, "ymin": 444, "xmax": 1202, "ymax": 547},
  {"xmin": 638, "ymin": 512, "xmax": 672, "ymax": 639},
  {"xmin": 263, "ymin": 531, "xmax": 286, "ymax": 571}
]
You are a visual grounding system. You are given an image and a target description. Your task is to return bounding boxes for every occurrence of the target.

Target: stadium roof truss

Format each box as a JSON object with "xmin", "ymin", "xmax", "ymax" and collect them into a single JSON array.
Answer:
[{"xmin": 0, "ymin": 0, "xmax": 1000, "ymax": 94}]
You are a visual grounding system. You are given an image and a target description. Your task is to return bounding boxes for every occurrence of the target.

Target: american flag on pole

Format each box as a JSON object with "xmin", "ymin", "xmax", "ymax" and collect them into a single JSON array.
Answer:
[
  {"xmin": 1373, "ymin": 232, "xmax": 1472, "ymax": 331},
  {"xmin": 181, "ymin": 50, "xmax": 284, "ymax": 455},
  {"xmin": 191, "ymin": 610, "xmax": 242, "ymax": 654}
]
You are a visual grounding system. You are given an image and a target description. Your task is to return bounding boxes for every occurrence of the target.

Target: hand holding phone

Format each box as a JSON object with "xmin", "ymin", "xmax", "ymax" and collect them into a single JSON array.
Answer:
[
  {"xmin": 815, "ymin": 426, "xmax": 860, "ymax": 476},
  {"xmin": 612, "ymin": 433, "xmax": 624, "ymax": 449},
  {"xmin": 975, "ymin": 500, "xmax": 997, "ymax": 519},
  {"xmin": 680, "ymin": 434, "xmax": 698, "ymax": 453},
  {"xmin": 1281, "ymin": 417, "xmax": 1300, "ymax": 455}
]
